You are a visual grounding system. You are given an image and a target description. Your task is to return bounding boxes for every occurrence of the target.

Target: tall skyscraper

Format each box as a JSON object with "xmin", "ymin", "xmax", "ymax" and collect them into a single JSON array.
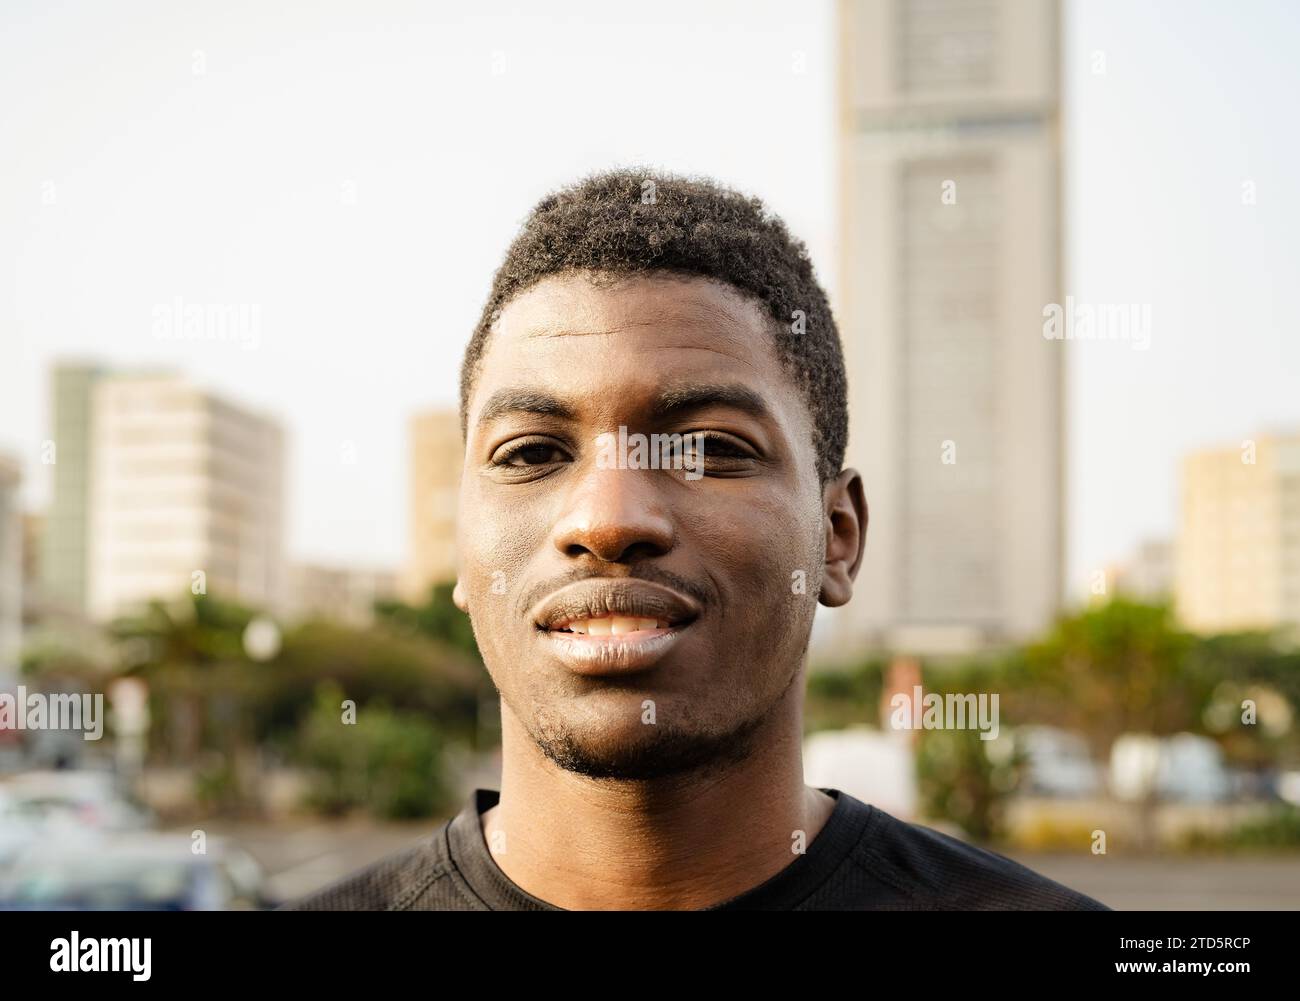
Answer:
[
  {"xmin": 1175, "ymin": 433, "xmax": 1300, "ymax": 634},
  {"xmin": 401, "ymin": 409, "xmax": 463, "ymax": 603},
  {"xmin": 40, "ymin": 363, "xmax": 103, "ymax": 614},
  {"xmin": 0, "ymin": 453, "xmax": 22, "ymax": 680},
  {"xmin": 832, "ymin": 0, "xmax": 1064, "ymax": 656},
  {"xmin": 84, "ymin": 372, "xmax": 285, "ymax": 621}
]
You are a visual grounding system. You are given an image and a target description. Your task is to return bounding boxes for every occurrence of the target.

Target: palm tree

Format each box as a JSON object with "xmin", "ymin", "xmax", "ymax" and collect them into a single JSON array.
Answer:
[{"xmin": 111, "ymin": 593, "xmax": 255, "ymax": 766}]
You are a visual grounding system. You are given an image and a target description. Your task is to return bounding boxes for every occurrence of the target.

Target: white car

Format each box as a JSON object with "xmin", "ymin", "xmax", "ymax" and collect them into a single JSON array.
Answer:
[
  {"xmin": 0, "ymin": 833, "xmax": 268, "ymax": 910},
  {"xmin": 0, "ymin": 770, "xmax": 153, "ymax": 871},
  {"xmin": 0, "ymin": 770, "xmax": 153, "ymax": 831},
  {"xmin": 1016, "ymin": 726, "xmax": 1103, "ymax": 798}
]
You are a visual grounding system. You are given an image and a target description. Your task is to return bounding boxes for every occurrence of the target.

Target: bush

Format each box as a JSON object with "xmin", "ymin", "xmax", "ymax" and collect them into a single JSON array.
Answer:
[
  {"xmin": 297, "ymin": 682, "xmax": 453, "ymax": 820},
  {"xmin": 916, "ymin": 726, "xmax": 1022, "ymax": 842},
  {"xmin": 193, "ymin": 752, "xmax": 241, "ymax": 813},
  {"xmin": 1184, "ymin": 807, "xmax": 1300, "ymax": 852}
]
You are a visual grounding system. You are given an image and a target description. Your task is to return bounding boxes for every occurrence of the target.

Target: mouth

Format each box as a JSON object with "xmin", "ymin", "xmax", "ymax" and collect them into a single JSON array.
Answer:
[
  {"xmin": 546, "ymin": 614, "xmax": 677, "ymax": 635},
  {"xmin": 532, "ymin": 581, "xmax": 701, "ymax": 676}
]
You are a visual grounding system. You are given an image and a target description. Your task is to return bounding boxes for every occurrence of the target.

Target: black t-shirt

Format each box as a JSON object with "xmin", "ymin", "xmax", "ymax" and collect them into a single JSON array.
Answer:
[{"xmin": 281, "ymin": 787, "xmax": 1109, "ymax": 911}]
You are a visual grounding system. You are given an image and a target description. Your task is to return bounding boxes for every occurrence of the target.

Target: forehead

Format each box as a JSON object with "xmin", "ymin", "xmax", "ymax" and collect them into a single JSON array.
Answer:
[{"xmin": 468, "ymin": 272, "xmax": 798, "ymax": 426}]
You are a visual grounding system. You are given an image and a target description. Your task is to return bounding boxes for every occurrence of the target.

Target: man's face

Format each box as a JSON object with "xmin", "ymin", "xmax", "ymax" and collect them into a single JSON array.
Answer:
[{"xmin": 457, "ymin": 272, "xmax": 832, "ymax": 780}]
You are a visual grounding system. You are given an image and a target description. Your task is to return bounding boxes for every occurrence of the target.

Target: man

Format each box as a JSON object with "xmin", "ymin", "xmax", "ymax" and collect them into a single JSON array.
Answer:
[{"xmin": 284, "ymin": 169, "xmax": 1107, "ymax": 911}]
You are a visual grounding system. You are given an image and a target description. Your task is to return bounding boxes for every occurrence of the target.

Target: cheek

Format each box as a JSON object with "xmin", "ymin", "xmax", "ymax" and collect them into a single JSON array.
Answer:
[
  {"xmin": 692, "ymin": 488, "xmax": 822, "ymax": 618},
  {"xmin": 458, "ymin": 493, "xmax": 545, "ymax": 627}
]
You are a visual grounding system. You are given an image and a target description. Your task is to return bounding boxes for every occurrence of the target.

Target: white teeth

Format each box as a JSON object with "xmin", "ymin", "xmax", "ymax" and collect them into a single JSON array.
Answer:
[{"xmin": 554, "ymin": 615, "xmax": 669, "ymax": 634}]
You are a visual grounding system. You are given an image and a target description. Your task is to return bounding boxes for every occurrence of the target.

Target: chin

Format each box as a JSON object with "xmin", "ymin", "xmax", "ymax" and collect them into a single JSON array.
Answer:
[{"xmin": 528, "ymin": 704, "xmax": 762, "ymax": 781}]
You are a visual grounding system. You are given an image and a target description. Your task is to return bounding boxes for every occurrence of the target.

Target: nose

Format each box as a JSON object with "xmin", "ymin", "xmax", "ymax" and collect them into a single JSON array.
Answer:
[{"xmin": 551, "ymin": 460, "xmax": 675, "ymax": 563}]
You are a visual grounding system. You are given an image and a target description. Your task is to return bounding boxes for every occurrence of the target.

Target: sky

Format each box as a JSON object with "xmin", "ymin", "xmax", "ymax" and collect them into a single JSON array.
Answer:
[{"xmin": 1, "ymin": 0, "xmax": 1297, "ymax": 599}]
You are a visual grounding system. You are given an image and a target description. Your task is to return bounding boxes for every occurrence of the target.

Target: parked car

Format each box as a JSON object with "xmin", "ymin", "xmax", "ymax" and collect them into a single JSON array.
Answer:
[
  {"xmin": 0, "ymin": 770, "xmax": 153, "ymax": 832},
  {"xmin": 1016, "ymin": 726, "xmax": 1103, "ymax": 798},
  {"xmin": 0, "ymin": 832, "xmax": 269, "ymax": 910},
  {"xmin": 1154, "ymin": 733, "xmax": 1233, "ymax": 803},
  {"xmin": 0, "ymin": 770, "xmax": 155, "ymax": 876},
  {"xmin": 0, "ymin": 788, "xmax": 38, "ymax": 869},
  {"xmin": 1110, "ymin": 732, "xmax": 1233, "ymax": 803}
]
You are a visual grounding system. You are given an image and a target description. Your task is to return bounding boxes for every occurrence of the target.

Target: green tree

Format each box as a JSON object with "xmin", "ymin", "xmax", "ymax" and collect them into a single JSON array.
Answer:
[
  {"xmin": 374, "ymin": 582, "xmax": 481, "ymax": 662},
  {"xmin": 298, "ymin": 681, "xmax": 453, "ymax": 819},
  {"xmin": 111, "ymin": 594, "xmax": 257, "ymax": 764},
  {"xmin": 1021, "ymin": 598, "xmax": 1198, "ymax": 761}
]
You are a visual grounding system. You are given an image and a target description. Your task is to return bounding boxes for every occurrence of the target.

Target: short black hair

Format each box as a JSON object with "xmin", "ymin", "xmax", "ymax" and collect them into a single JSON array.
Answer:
[{"xmin": 459, "ymin": 168, "xmax": 847, "ymax": 483}]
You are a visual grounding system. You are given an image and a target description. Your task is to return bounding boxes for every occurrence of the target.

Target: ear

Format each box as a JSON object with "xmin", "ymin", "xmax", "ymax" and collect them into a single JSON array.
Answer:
[
  {"xmin": 819, "ymin": 468, "xmax": 867, "ymax": 608},
  {"xmin": 452, "ymin": 579, "xmax": 469, "ymax": 613}
]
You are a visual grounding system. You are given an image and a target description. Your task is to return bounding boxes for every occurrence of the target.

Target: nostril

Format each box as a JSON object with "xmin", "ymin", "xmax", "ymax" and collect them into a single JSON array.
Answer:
[
  {"xmin": 554, "ymin": 519, "xmax": 674, "ymax": 564},
  {"xmin": 561, "ymin": 541, "xmax": 671, "ymax": 563}
]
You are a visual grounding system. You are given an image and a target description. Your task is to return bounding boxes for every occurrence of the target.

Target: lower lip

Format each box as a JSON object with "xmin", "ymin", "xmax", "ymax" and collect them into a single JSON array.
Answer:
[{"xmin": 539, "ymin": 625, "xmax": 689, "ymax": 676}]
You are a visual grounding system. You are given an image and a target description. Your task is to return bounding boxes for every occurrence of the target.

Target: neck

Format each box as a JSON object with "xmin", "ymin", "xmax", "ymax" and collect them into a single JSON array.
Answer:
[{"xmin": 481, "ymin": 678, "xmax": 834, "ymax": 910}]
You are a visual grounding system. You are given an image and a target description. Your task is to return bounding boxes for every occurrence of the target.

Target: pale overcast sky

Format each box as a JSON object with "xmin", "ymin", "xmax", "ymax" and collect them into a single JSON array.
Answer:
[{"xmin": 2, "ymin": 0, "xmax": 1297, "ymax": 599}]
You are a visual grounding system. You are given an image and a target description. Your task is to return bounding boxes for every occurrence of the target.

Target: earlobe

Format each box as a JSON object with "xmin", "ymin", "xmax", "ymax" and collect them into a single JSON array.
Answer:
[{"xmin": 819, "ymin": 469, "xmax": 867, "ymax": 609}]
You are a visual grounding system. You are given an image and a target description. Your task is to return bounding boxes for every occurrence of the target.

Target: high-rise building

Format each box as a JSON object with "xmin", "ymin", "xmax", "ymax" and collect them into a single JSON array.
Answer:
[
  {"xmin": 21, "ymin": 513, "xmax": 44, "ymax": 608},
  {"xmin": 286, "ymin": 561, "xmax": 398, "ymax": 627},
  {"xmin": 1104, "ymin": 538, "xmax": 1174, "ymax": 603},
  {"xmin": 401, "ymin": 410, "xmax": 463, "ymax": 603},
  {"xmin": 40, "ymin": 363, "xmax": 103, "ymax": 614},
  {"xmin": 0, "ymin": 453, "xmax": 22, "ymax": 680},
  {"xmin": 85, "ymin": 372, "xmax": 285, "ymax": 621},
  {"xmin": 832, "ymin": 0, "xmax": 1064, "ymax": 655},
  {"xmin": 1175, "ymin": 433, "xmax": 1300, "ymax": 634}
]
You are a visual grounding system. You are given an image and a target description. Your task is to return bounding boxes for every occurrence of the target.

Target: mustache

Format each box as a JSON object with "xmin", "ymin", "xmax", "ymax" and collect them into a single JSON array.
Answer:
[{"xmin": 517, "ymin": 565, "xmax": 711, "ymax": 620}]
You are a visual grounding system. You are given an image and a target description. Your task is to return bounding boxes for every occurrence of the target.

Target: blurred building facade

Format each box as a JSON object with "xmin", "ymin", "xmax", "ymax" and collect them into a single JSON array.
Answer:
[
  {"xmin": 20, "ymin": 513, "xmax": 43, "ymax": 607},
  {"xmin": 401, "ymin": 410, "xmax": 462, "ymax": 602},
  {"xmin": 39, "ymin": 363, "xmax": 103, "ymax": 614},
  {"xmin": 37, "ymin": 367, "xmax": 287, "ymax": 621},
  {"xmin": 0, "ymin": 453, "xmax": 22, "ymax": 680},
  {"xmin": 286, "ymin": 562, "xmax": 397, "ymax": 627},
  {"xmin": 831, "ymin": 0, "xmax": 1064, "ymax": 656},
  {"xmin": 1106, "ymin": 538, "xmax": 1174, "ymax": 602},
  {"xmin": 1176, "ymin": 432, "xmax": 1300, "ymax": 633}
]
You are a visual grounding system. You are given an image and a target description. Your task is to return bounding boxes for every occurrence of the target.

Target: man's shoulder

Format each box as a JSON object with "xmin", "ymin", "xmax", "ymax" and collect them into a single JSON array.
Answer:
[
  {"xmin": 845, "ymin": 798, "xmax": 1110, "ymax": 911},
  {"xmin": 277, "ymin": 820, "xmax": 469, "ymax": 911}
]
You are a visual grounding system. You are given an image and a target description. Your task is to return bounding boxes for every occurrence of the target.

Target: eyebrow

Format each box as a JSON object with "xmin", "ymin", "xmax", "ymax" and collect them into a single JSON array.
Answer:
[
  {"xmin": 475, "ymin": 389, "xmax": 575, "ymax": 429},
  {"xmin": 474, "ymin": 382, "xmax": 774, "ymax": 432},
  {"xmin": 649, "ymin": 382, "xmax": 774, "ymax": 423}
]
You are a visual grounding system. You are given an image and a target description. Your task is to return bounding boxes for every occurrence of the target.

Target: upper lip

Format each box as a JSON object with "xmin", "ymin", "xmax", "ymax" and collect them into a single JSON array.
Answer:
[{"xmin": 533, "ymin": 579, "xmax": 702, "ymax": 631}]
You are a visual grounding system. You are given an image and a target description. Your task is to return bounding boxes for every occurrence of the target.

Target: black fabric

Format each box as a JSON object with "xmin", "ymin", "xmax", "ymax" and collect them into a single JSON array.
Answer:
[{"xmin": 280, "ymin": 787, "xmax": 1109, "ymax": 911}]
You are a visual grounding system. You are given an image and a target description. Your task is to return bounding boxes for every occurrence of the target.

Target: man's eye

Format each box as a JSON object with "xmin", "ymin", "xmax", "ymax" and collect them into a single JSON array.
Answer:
[
  {"xmin": 679, "ymin": 432, "xmax": 757, "ymax": 465},
  {"xmin": 690, "ymin": 434, "xmax": 752, "ymax": 459},
  {"xmin": 494, "ymin": 441, "xmax": 566, "ymax": 466}
]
